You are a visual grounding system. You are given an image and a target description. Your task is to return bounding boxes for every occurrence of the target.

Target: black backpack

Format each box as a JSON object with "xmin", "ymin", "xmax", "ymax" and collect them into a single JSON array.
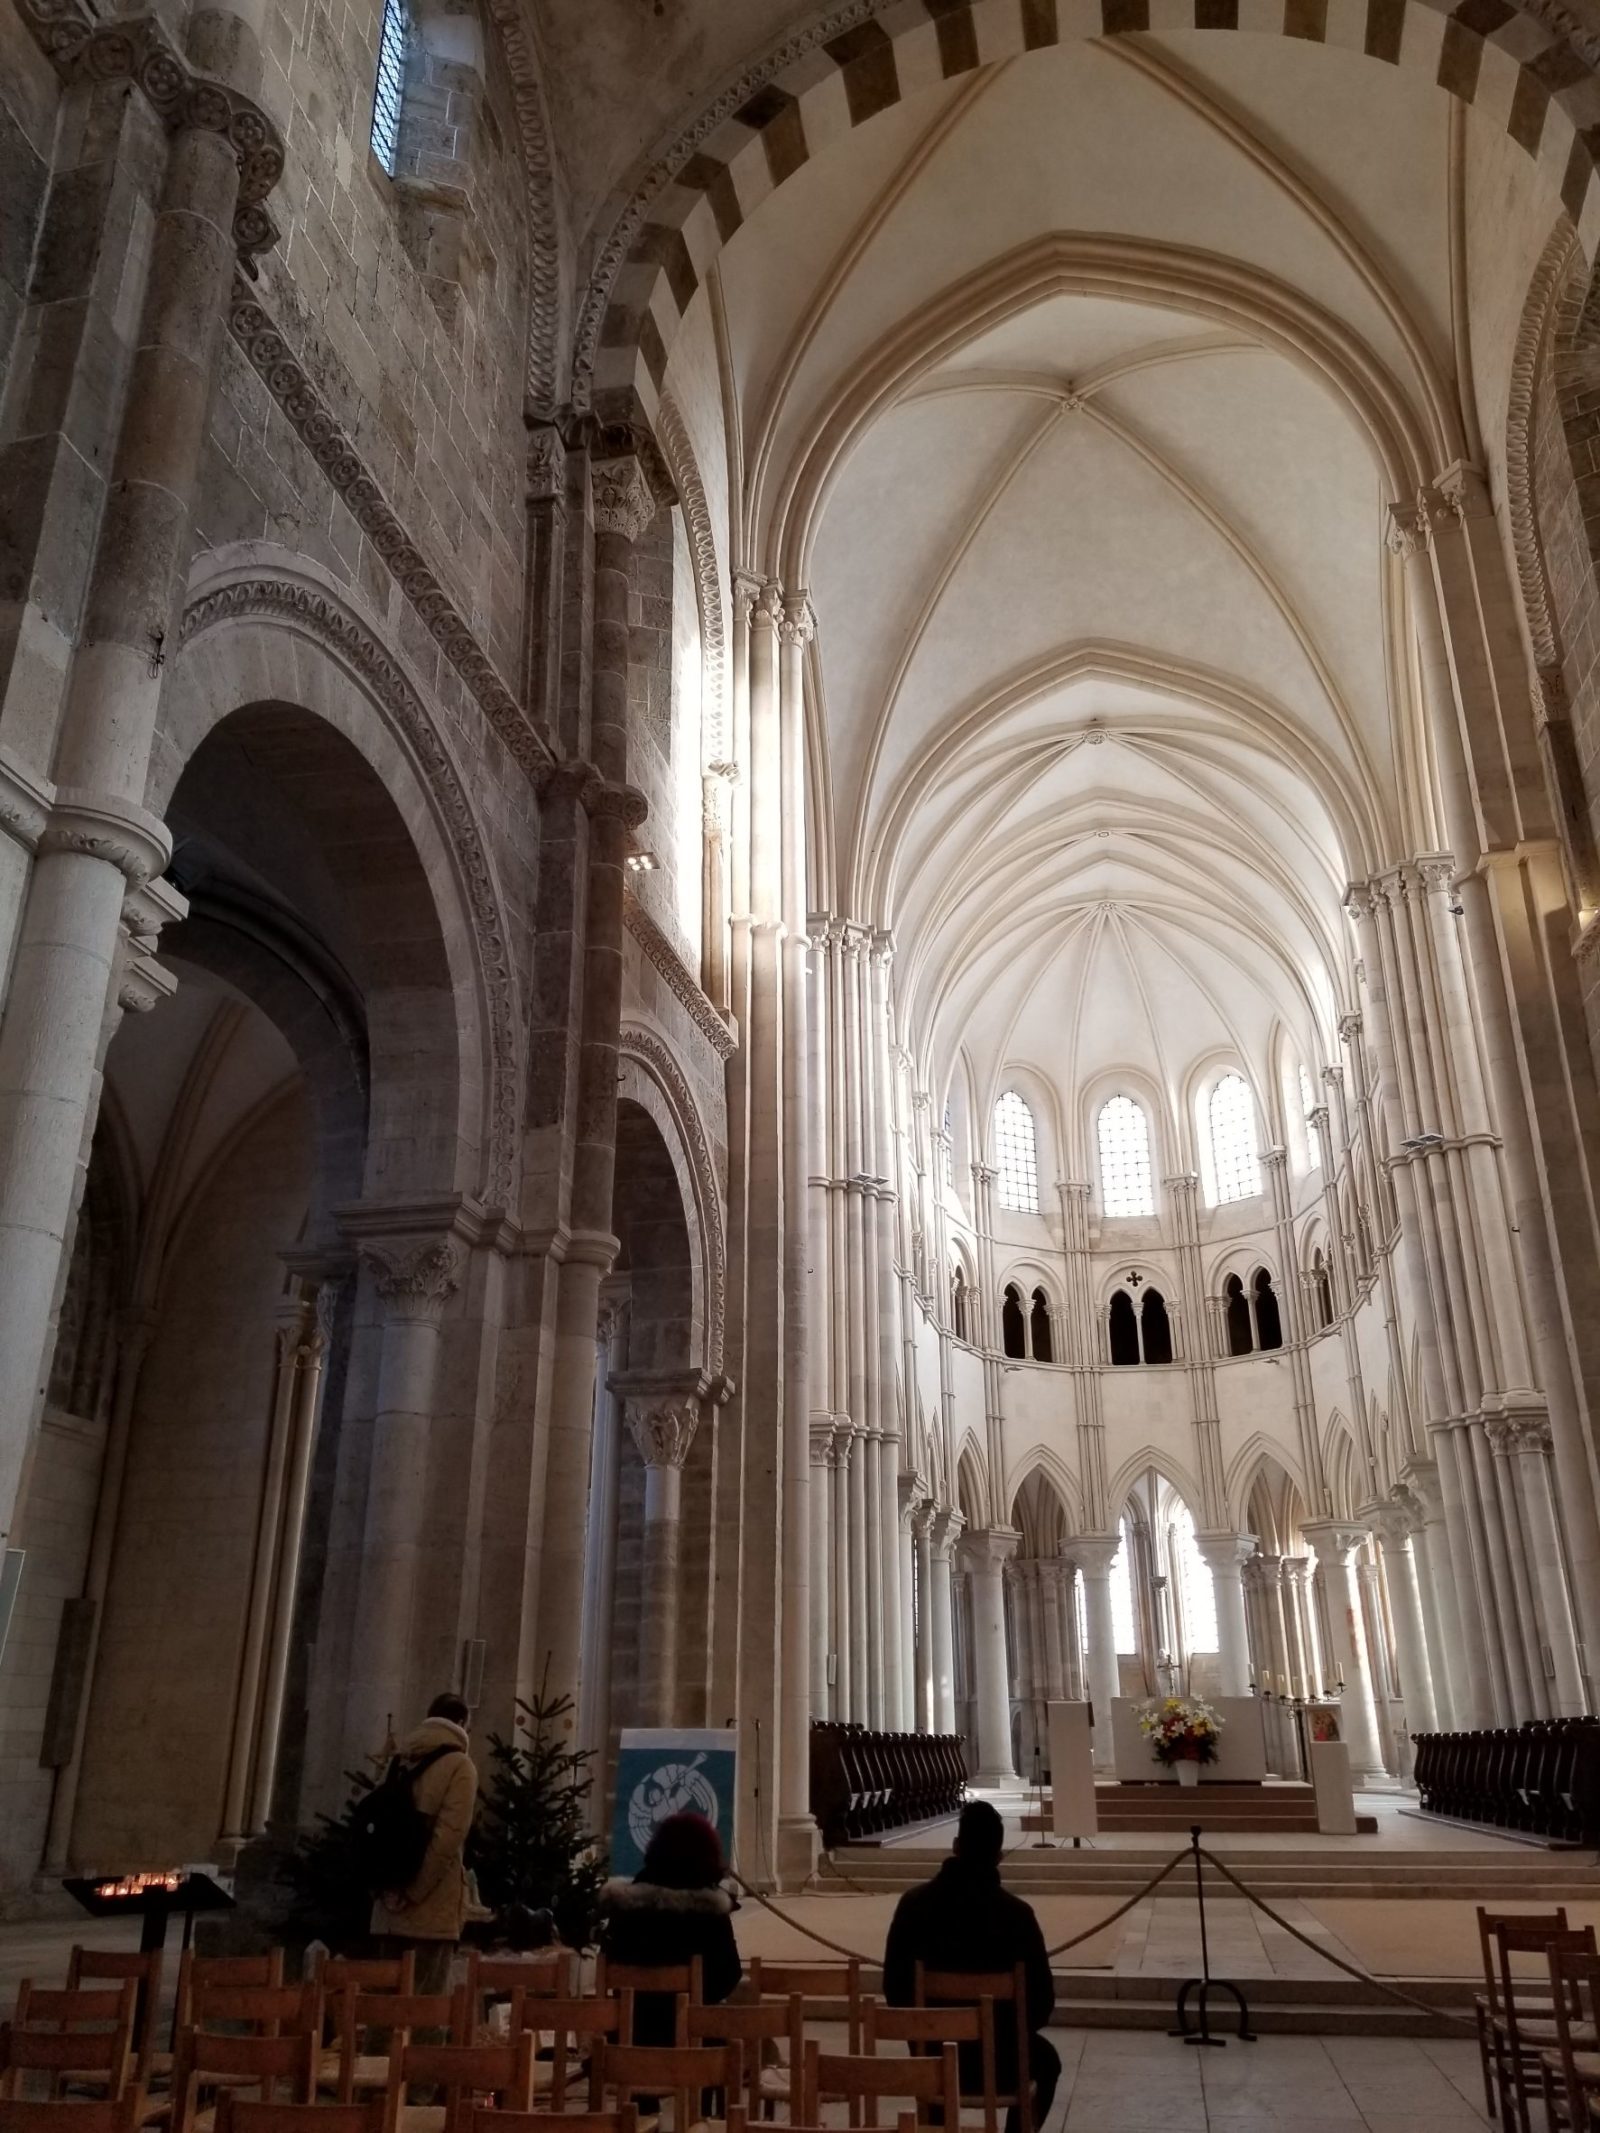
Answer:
[{"xmin": 351, "ymin": 1744, "xmax": 459, "ymax": 1895}]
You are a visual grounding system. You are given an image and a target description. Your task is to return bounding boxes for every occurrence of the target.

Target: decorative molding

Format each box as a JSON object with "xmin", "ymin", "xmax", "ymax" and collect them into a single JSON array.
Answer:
[
  {"xmin": 39, "ymin": 792, "xmax": 172, "ymax": 886},
  {"xmin": 178, "ymin": 574, "xmax": 522, "ymax": 1211},
  {"xmin": 527, "ymin": 422, "xmax": 566, "ymax": 503},
  {"xmin": 14, "ymin": 0, "xmax": 285, "ymax": 266},
  {"xmin": 225, "ymin": 277, "xmax": 554, "ymax": 778},
  {"xmin": 1484, "ymin": 1410, "xmax": 1554, "ymax": 1455},
  {"xmin": 623, "ymin": 889, "xmax": 736, "ymax": 1058},
  {"xmin": 618, "ymin": 1022, "xmax": 728, "ymax": 1377},
  {"xmin": 1507, "ymin": 223, "xmax": 1580, "ymax": 676},
  {"xmin": 625, "ymin": 1393, "xmax": 701, "ymax": 1468},
  {"xmin": 592, "ymin": 453, "xmax": 655, "ymax": 543},
  {"xmin": 655, "ymin": 392, "xmax": 727, "ymax": 759},
  {"xmin": 475, "ymin": 0, "xmax": 565, "ymax": 414}
]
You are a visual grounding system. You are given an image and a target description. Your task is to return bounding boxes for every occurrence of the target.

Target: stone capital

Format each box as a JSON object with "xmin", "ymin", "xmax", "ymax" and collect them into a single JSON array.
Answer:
[
  {"xmin": 1302, "ymin": 1520, "xmax": 1368, "ymax": 1568},
  {"xmin": 1194, "ymin": 1532, "xmax": 1258, "ymax": 1577},
  {"xmin": 40, "ymin": 790, "xmax": 172, "ymax": 888},
  {"xmin": 592, "ymin": 453, "xmax": 654, "ymax": 543},
  {"xmin": 958, "ymin": 1526, "xmax": 1019, "ymax": 1576},
  {"xmin": 362, "ymin": 1236, "xmax": 461, "ymax": 1320},
  {"xmin": 625, "ymin": 1395, "xmax": 701, "ymax": 1469},
  {"xmin": 1384, "ymin": 498, "xmax": 1429, "ymax": 558},
  {"xmin": 809, "ymin": 1413, "xmax": 837, "ymax": 1467},
  {"xmin": 527, "ymin": 423, "xmax": 566, "ymax": 502},
  {"xmin": 1071, "ymin": 1533, "xmax": 1121, "ymax": 1576},
  {"xmin": 1366, "ymin": 1501, "xmax": 1413, "ymax": 1553},
  {"xmin": 1482, "ymin": 1403, "xmax": 1553, "ymax": 1458},
  {"xmin": 778, "ymin": 592, "xmax": 816, "ymax": 649},
  {"xmin": 929, "ymin": 1507, "xmax": 964, "ymax": 1558}
]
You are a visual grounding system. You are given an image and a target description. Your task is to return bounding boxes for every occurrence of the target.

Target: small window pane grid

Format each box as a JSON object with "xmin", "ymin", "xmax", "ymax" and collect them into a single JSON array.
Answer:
[
  {"xmin": 1208, "ymin": 1071, "xmax": 1261, "ymax": 1204},
  {"xmin": 371, "ymin": 0, "xmax": 408, "ymax": 176},
  {"xmin": 1172, "ymin": 1501, "xmax": 1219, "ymax": 1653},
  {"xmin": 993, "ymin": 1091, "xmax": 1039, "ymax": 1212},
  {"xmin": 1097, "ymin": 1094, "xmax": 1154, "ymax": 1217},
  {"xmin": 1109, "ymin": 1519, "xmax": 1137, "ymax": 1655},
  {"xmin": 1299, "ymin": 1063, "xmax": 1321, "ymax": 1167},
  {"xmin": 941, "ymin": 1103, "xmax": 953, "ymax": 1189}
]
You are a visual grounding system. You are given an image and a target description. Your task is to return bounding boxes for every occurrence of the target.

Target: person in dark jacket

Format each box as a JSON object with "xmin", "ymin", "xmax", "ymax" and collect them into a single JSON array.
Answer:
[
  {"xmin": 882, "ymin": 1800, "xmax": 1059, "ymax": 2133},
  {"xmin": 599, "ymin": 1812, "xmax": 742, "ymax": 2047}
]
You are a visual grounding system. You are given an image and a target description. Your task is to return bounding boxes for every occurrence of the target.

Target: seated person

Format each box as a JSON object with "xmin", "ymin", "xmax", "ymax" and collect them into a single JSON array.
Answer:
[
  {"xmin": 882, "ymin": 1799, "xmax": 1060, "ymax": 2133},
  {"xmin": 599, "ymin": 1811, "xmax": 742, "ymax": 2046}
]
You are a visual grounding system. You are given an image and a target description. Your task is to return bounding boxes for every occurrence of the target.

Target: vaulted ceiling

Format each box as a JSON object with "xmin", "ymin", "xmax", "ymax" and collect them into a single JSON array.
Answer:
[{"xmin": 654, "ymin": 24, "xmax": 1568, "ymax": 1150}]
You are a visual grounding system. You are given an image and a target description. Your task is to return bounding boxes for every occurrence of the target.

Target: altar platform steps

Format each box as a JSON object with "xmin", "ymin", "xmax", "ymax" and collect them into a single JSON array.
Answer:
[
  {"xmin": 1022, "ymin": 1782, "xmax": 1329, "ymax": 1836},
  {"xmin": 815, "ymin": 1843, "xmax": 1600, "ymax": 1900},
  {"xmin": 1049, "ymin": 1969, "xmax": 1478, "ymax": 2037}
]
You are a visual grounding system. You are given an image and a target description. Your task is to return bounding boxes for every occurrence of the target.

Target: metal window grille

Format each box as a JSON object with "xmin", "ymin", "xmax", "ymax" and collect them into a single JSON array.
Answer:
[
  {"xmin": 371, "ymin": 0, "xmax": 408, "ymax": 175},
  {"xmin": 1208, "ymin": 1071, "xmax": 1262, "ymax": 1205},
  {"xmin": 993, "ymin": 1090, "xmax": 1039, "ymax": 1212},
  {"xmin": 1097, "ymin": 1093, "xmax": 1154, "ymax": 1217}
]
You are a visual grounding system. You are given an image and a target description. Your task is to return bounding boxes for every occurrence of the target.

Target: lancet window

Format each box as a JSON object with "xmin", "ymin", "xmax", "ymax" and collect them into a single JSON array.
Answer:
[
  {"xmin": 994, "ymin": 1091, "xmax": 1039, "ymax": 1212},
  {"xmin": 371, "ymin": 0, "xmax": 409, "ymax": 173},
  {"xmin": 1207, "ymin": 1071, "xmax": 1262, "ymax": 1205},
  {"xmin": 1097, "ymin": 1094, "xmax": 1155, "ymax": 1217}
]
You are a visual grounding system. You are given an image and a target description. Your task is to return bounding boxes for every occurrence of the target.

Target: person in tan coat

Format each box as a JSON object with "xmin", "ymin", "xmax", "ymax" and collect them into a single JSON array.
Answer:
[{"xmin": 371, "ymin": 1693, "xmax": 479, "ymax": 1993}]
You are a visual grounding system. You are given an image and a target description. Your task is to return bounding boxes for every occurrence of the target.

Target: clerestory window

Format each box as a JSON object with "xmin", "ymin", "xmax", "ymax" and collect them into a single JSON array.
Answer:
[
  {"xmin": 1097, "ymin": 1094, "xmax": 1154, "ymax": 1217},
  {"xmin": 1207, "ymin": 1072, "xmax": 1262, "ymax": 1205},
  {"xmin": 371, "ymin": 0, "xmax": 409, "ymax": 174},
  {"xmin": 994, "ymin": 1091, "xmax": 1039, "ymax": 1213}
]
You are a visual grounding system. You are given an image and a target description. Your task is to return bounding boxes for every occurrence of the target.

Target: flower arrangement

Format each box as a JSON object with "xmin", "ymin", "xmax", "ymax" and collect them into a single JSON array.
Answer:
[{"xmin": 1136, "ymin": 1694, "xmax": 1224, "ymax": 1767}]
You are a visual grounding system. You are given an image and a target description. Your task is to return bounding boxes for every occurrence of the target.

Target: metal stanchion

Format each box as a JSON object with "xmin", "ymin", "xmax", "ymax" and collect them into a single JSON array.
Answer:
[{"xmin": 1170, "ymin": 1826, "xmax": 1255, "ymax": 2047}]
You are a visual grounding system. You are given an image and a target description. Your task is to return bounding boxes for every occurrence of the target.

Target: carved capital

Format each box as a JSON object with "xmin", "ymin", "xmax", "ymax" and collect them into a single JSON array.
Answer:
[
  {"xmin": 1385, "ymin": 499, "xmax": 1429, "ymax": 558},
  {"xmin": 778, "ymin": 593, "xmax": 816, "ymax": 649},
  {"xmin": 1071, "ymin": 1533, "xmax": 1121, "ymax": 1576},
  {"xmin": 39, "ymin": 792, "xmax": 171, "ymax": 887},
  {"xmin": 809, "ymin": 1414, "xmax": 837, "ymax": 1467},
  {"xmin": 1483, "ymin": 1409, "xmax": 1553, "ymax": 1457},
  {"xmin": 1302, "ymin": 1520, "xmax": 1368, "ymax": 1567},
  {"xmin": 928, "ymin": 1506, "xmax": 965, "ymax": 1558},
  {"xmin": 592, "ymin": 454, "xmax": 654, "ymax": 543},
  {"xmin": 627, "ymin": 1395, "xmax": 701, "ymax": 1468},
  {"xmin": 958, "ymin": 1526, "xmax": 1018, "ymax": 1575},
  {"xmin": 364, "ymin": 1238, "xmax": 461, "ymax": 1318},
  {"xmin": 527, "ymin": 423, "xmax": 567, "ymax": 502},
  {"xmin": 1194, "ymin": 1532, "xmax": 1258, "ymax": 1576},
  {"xmin": 584, "ymin": 776, "xmax": 650, "ymax": 829}
]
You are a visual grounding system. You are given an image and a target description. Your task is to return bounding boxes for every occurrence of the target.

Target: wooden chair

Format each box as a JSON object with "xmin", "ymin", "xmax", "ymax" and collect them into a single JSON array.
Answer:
[
  {"xmin": 688, "ymin": 1996, "xmax": 804, "ymax": 2119},
  {"xmin": 326, "ymin": 1991, "xmax": 471, "ymax": 2103},
  {"xmin": 1543, "ymin": 1945, "xmax": 1600, "ymax": 2132},
  {"xmin": 381, "ymin": 2033, "xmax": 535, "ymax": 2133},
  {"xmin": 174, "ymin": 1962, "xmax": 285, "ymax": 2042},
  {"xmin": 748, "ymin": 1961, "xmax": 864, "ymax": 2055},
  {"xmin": 169, "ymin": 2031, "xmax": 316, "ymax": 2133},
  {"xmin": 217, "ymin": 2101, "xmax": 385, "ymax": 2133},
  {"xmin": 502, "ymin": 1997, "xmax": 618, "ymax": 2114},
  {"xmin": 917, "ymin": 1964, "xmax": 1031, "ymax": 2133},
  {"xmin": 1477, "ymin": 1909, "xmax": 1569, "ymax": 2124},
  {"xmin": 472, "ymin": 2110, "xmax": 638, "ymax": 2133},
  {"xmin": 0, "ymin": 2026, "xmax": 132, "ymax": 2104},
  {"xmin": 595, "ymin": 1962, "xmax": 700, "ymax": 2047},
  {"xmin": 0, "ymin": 2102, "xmax": 138, "ymax": 2133},
  {"xmin": 801, "ymin": 2042, "xmax": 960, "ymax": 2130},
  {"xmin": 1479, "ymin": 1914, "xmax": 1596, "ymax": 2133},
  {"xmin": 465, "ymin": 1952, "xmax": 575, "ymax": 2008},
  {"xmin": 67, "ymin": 1953, "xmax": 163, "ymax": 2089},
  {"xmin": 188, "ymin": 1990, "xmax": 319, "ymax": 2043},
  {"xmin": 865, "ymin": 2001, "xmax": 998, "ymax": 2133},
  {"xmin": 597, "ymin": 2043, "xmax": 743, "ymax": 2133}
]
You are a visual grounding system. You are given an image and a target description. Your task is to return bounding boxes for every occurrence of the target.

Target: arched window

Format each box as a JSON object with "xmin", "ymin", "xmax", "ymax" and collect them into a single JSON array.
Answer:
[
  {"xmin": 1312, "ymin": 1249, "xmax": 1334, "ymax": 1329},
  {"xmin": 1253, "ymin": 1268, "xmax": 1283, "ymax": 1350},
  {"xmin": 1299, "ymin": 1063, "xmax": 1321, "ymax": 1167},
  {"xmin": 1170, "ymin": 1500, "xmax": 1219, "ymax": 1653},
  {"xmin": 1029, "ymin": 1287, "xmax": 1054, "ymax": 1363},
  {"xmin": 371, "ymin": 0, "xmax": 409, "ymax": 173},
  {"xmin": 951, "ymin": 1264, "xmax": 969, "ymax": 1341},
  {"xmin": 1108, "ymin": 1289, "xmax": 1140, "ymax": 1365},
  {"xmin": 1001, "ymin": 1283, "xmax": 1027, "ymax": 1358},
  {"xmin": 1097, "ymin": 1095, "xmax": 1154, "ymax": 1217},
  {"xmin": 1109, "ymin": 1519, "xmax": 1137, "ymax": 1654},
  {"xmin": 941, "ymin": 1102, "xmax": 954, "ymax": 1189},
  {"xmin": 1224, "ymin": 1273, "xmax": 1253, "ymax": 1356},
  {"xmin": 1141, "ymin": 1288, "xmax": 1173, "ymax": 1365},
  {"xmin": 993, "ymin": 1091, "xmax": 1039, "ymax": 1212},
  {"xmin": 1207, "ymin": 1072, "xmax": 1261, "ymax": 1205}
]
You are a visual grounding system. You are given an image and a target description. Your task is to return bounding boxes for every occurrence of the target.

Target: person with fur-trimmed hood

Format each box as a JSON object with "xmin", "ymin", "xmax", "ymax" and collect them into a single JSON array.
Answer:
[{"xmin": 599, "ymin": 1812, "xmax": 742, "ymax": 2044}]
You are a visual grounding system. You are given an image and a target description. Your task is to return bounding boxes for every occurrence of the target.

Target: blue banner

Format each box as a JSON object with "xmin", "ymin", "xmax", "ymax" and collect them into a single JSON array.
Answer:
[{"xmin": 611, "ymin": 1729, "xmax": 739, "ymax": 1879}]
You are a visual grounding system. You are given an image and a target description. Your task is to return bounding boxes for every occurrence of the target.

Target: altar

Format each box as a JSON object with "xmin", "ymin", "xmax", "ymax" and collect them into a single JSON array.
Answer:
[{"xmin": 1108, "ymin": 1695, "xmax": 1268, "ymax": 1782}]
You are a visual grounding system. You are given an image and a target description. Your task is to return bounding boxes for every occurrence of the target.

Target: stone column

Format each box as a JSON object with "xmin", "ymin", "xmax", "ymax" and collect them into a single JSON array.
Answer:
[
  {"xmin": 1075, "ymin": 1534, "xmax": 1122, "ymax": 1770},
  {"xmin": 1040, "ymin": 1559, "xmax": 1067, "ymax": 1704},
  {"xmin": 1487, "ymin": 1410, "xmax": 1585, "ymax": 1716},
  {"xmin": 0, "ymin": 96, "xmax": 255, "ymax": 1543},
  {"xmin": 1370, "ymin": 1504, "xmax": 1436, "ymax": 1751},
  {"xmin": 1399, "ymin": 1464, "xmax": 1462, "ymax": 1726},
  {"xmin": 913, "ymin": 1500, "xmax": 936, "ymax": 1731},
  {"xmin": 1357, "ymin": 1549, "xmax": 1400, "ymax": 1777},
  {"xmin": 579, "ymin": 1291, "xmax": 628, "ymax": 1767},
  {"xmin": 832, "ymin": 1426, "xmax": 854, "ymax": 1719},
  {"xmin": 809, "ymin": 1419, "xmax": 836, "ymax": 1717},
  {"xmin": 929, "ymin": 1509, "xmax": 962, "ymax": 1735},
  {"xmin": 1303, "ymin": 1523, "xmax": 1387, "ymax": 1785},
  {"xmin": 1195, "ymin": 1535, "xmax": 1257, "ymax": 1697},
  {"xmin": 896, "ymin": 1470, "xmax": 920, "ymax": 1731},
  {"xmin": 1282, "ymin": 1554, "xmax": 1319, "ymax": 1696},
  {"xmin": 960, "ymin": 1529, "xmax": 1019, "ymax": 1783},
  {"xmin": 626, "ymin": 1395, "xmax": 702, "ymax": 1727},
  {"xmin": 346, "ymin": 1237, "xmax": 461, "ymax": 1761}
]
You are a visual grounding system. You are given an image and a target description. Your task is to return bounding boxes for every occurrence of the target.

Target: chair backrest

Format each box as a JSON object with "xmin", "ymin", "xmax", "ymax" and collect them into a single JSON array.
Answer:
[
  {"xmin": 472, "ymin": 2111, "xmax": 638, "ymax": 2133},
  {"xmin": 512, "ymin": 1996, "xmax": 619, "ymax": 2113},
  {"xmin": 384, "ymin": 2033, "xmax": 536, "ymax": 2133},
  {"xmin": 0, "ymin": 2102, "xmax": 135, "ymax": 2133},
  {"xmin": 217, "ymin": 2100, "xmax": 385, "ymax": 2133},
  {"xmin": 1546, "ymin": 1941, "xmax": 1600, "ymax": 2118},
  {"xmin": 339, "ymin": 1987, "xmax": 469, "ymax": 2045},
  {"xmin": 170, "ymin": 2029, "xmax": 316, "ymax": 2133},
  {"xmin": 1476, "ymin": 1907, "xmax": 1570, "ymax": 2017},
  {"xmin": 176, "ymin": 1954, "xmax": 285, "ymax": 2034},
  {"xmin": 597, "ymin": 1958, "xmax": 702, "ymax": 2002},
  {"xmin": 1492, "ymin": 1921, "xmax": 1595, "ymax": 2041},
  {"xmin": 866, "ymin": 2000, "xmax": 996, "ymax": 2133},
  {"xmin": 599, "ymin": 2042, "xmax": 743, "ymax": 2133},
  {"xmin": 0, "ymin": 2025, "xmax": 131, "ymax": 2102},
  {"xmin": 803, "ymin": 2042, "xmax": 961, "ymax": 2128},
  {"xmin": 749, "ymin": 1958, "xmax": 863, "ymax": 2051},
  {"xmin": 66, "ymin": 1953, "xmax": 163, "ymax": 2080},
  {"xmin": 917, "ymin": 1960, "xmax": 1030, "ymax": 2129},
  {"xmin": 14, "ymin": 1982, "xmax": 137, "ymax": 2032},
  {"xmin": 189, "ymin": 1984, "xmax": 320, "ymax": 2036},
  {"xmin": 316, "ymin": 1956, "xmax": 414, "ymax": 1996},
  {"xmin": 468, "ymin": 1952, "xmax": 575, "ymax": 2003},
  {"xmin": 687, "ymin": 1997, "xmax": 804, "ymax": 2116}
]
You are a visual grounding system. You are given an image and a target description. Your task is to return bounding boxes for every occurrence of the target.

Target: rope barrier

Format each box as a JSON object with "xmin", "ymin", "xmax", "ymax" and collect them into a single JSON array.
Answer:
[{"xmin": 1194, "ymin": 1845, "xmax": 1477, "ymax": 2032}]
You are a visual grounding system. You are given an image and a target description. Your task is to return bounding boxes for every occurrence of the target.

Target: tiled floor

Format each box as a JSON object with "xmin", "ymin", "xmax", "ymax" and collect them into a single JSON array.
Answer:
[{"xmin": 1045, "ymin": 2030, "xmax": 1490, "ymax": 2131}]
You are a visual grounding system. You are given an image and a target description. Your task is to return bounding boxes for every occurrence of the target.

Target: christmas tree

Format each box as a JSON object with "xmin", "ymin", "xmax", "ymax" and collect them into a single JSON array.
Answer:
[{"xmin": 470, "ymin": 1683, "xmax": 609, "ymax": 1950}]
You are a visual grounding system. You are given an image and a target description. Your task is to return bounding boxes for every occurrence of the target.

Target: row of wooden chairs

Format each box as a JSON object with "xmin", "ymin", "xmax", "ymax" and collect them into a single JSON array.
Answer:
[
  {"xmin": 1417, "ymin": 1721, "xmax": 1600, "ymax": 1841},
  {"xmin": 1474, "ymin": 1905, "xmax": 1600, "ymax": 2133},
  {"xmin": 4, "ymin": 1945, "xmax": 1035, "ymax": 2133},
  {"xmin": 808, "ymin": 1726, "xmax": 966, "ymax": 1847}
]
